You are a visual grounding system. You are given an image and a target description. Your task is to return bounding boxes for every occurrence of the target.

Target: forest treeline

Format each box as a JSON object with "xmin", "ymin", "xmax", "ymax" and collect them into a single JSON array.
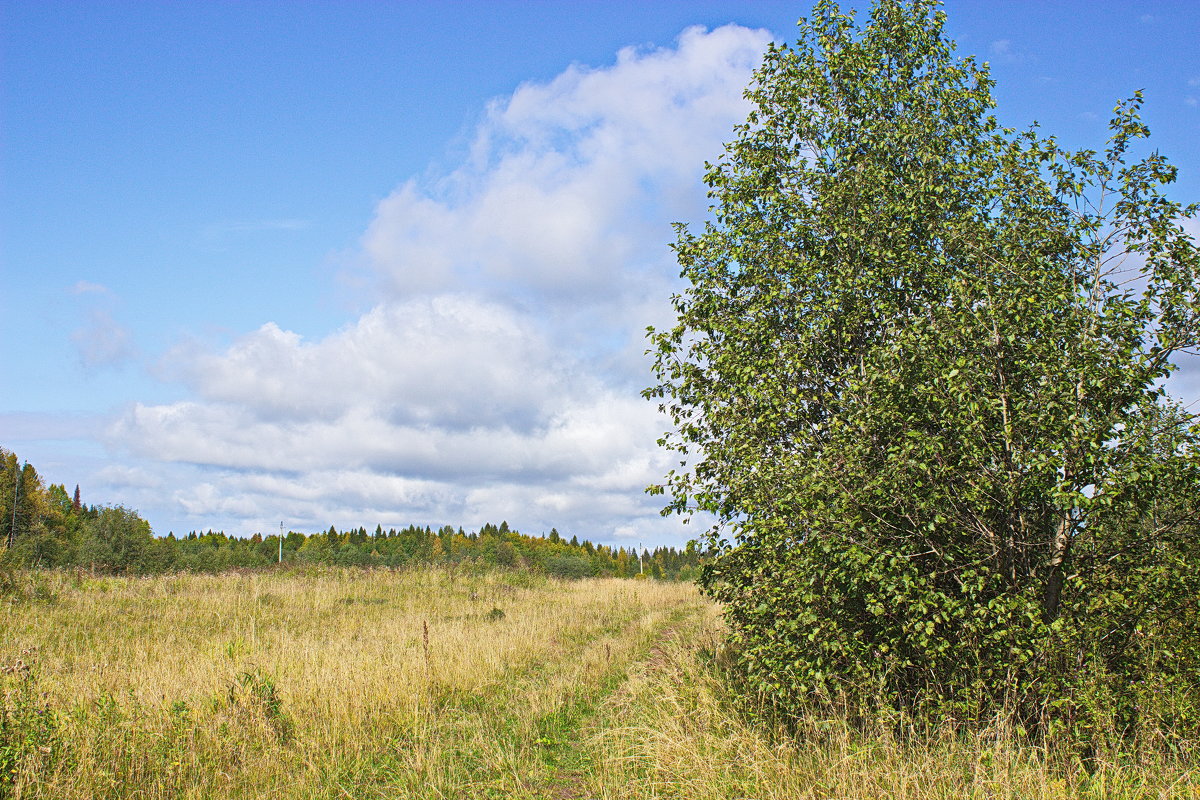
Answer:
[{"xmin": 0, "ymin": 446, "xmax": 699, "ymax": 580}]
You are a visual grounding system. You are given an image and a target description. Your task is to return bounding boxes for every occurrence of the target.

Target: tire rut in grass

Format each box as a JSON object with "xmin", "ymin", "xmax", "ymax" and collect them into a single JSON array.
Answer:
[
  {"xmin": 337, "ymin": 599, "xmax": 700, "ymax": 798},
  {"xmin": 533, "ymin": 603, "xmax": 708, "ymax": 800}
]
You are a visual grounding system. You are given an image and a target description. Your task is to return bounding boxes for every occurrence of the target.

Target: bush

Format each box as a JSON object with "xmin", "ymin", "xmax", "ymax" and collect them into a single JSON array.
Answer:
[
  {"xmin": 543, "ymin": 555, "xmax": 594, "ymax": 581},
  {"xmin": 648, "ymin": 0, "xmax": 1200, "ymax": 744}
]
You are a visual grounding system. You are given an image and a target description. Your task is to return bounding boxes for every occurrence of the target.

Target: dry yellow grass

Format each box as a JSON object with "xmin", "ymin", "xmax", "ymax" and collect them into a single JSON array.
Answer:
[
  {"xmin": 5, "ymin": 568, "xmax": 1197, "ymax": 799},
  {"xmin": 584, "ymin": 603, "xmax": 1200, "ymax": 800},
  {"xmin": 2, "ymin": 567, "xmax": 702, "ymax": 799}
]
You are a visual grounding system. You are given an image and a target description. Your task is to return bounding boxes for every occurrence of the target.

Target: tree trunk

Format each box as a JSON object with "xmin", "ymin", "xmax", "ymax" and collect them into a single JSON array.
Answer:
[{"xmin": 1043, "ymin": 515, "xmax": 1073, "ymax": 621}]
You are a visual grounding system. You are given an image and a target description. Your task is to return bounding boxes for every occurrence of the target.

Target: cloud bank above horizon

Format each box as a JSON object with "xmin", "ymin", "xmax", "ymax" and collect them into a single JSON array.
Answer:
[{"xmin": 102, "ymin": 24, "xmax": 773, "ymax": 542}]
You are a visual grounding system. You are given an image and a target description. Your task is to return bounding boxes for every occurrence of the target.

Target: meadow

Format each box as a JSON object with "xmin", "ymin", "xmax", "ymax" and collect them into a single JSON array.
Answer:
[{"xmin": 3, "ymin": 568, "xmax": 1197, "ymax": 799}]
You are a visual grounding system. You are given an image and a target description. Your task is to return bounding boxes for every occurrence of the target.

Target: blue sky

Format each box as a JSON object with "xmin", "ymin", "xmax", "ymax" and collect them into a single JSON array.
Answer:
[{"xmin": 2, "ymin": 1, "xmax": 1198, "ymax": 544}]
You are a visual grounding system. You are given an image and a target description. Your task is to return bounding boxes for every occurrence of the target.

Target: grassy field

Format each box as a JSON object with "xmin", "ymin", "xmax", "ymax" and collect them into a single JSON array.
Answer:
[{"xmin": 3, "ymin": 568, "xmax": 1197, "ymax": 799}]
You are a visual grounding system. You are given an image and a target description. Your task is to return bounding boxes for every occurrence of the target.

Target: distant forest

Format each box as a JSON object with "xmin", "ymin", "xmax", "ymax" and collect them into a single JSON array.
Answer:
[{"xmin": 0, "ymin": 446, "xmax": 700, "ymax": 580}]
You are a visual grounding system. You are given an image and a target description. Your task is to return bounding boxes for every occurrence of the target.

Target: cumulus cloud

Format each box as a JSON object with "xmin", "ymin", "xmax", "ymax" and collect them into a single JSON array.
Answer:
[
  {"xmin": 361, "ymin": 24, "xmax": 767, "ymax": 307},
  {"xmin": 109, "ymin": 25, "xmax": 770, "ymax": 544},
  {"xmin": 158, "ymin": 296, "xmax": 571, "ymax": 431},
  {"xmin": 95, "ymin": 22, "xmax": 1200, "ymax": 545},
  {"xmin": 108, "ymin": 388, "xmax": 679, "ymax": 540}
]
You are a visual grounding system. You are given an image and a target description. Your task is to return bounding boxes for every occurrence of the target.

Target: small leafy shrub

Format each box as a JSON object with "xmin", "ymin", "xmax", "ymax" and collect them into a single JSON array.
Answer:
[
  {"xmin": 1, "ymin": 650, "xmax": 59, "ymax": 797},
  {"xmin": 227, "ymin": 669, "xmax": 293, "ymax": 742},
  {"xmin": 544, "ymin": 555, "xmax": 593, "ymax": 581}
]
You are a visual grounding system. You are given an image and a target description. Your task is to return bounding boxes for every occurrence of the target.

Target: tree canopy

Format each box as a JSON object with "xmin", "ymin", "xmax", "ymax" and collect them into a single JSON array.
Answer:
[{"xmin": 647, "ymin": 0, "xmax": 1200, "ymax": 739}]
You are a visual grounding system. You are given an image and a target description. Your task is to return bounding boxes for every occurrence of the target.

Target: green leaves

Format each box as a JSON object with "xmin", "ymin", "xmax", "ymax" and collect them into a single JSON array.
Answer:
[{"xmin": 647, "ymin": 0, "xmax": 1200, "ymax": 740}]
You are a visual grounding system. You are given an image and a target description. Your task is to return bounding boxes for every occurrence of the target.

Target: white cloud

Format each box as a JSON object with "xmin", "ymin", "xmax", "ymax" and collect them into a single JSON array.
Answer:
[
  {"xmin": 97, "ymin": 20, "xmax": 1200, "ymax": 547},
  {"xmin": 88, "ymin": 22, "xmax": 1200, "ymax": 547},
  {"xmin": 106, "ymin": 389, "xmax": 684, "ymax": 541},
  {"xmin": 0, "ymin": 412, "xmax": 107, "ymax": 443},
  {"xmin": 93, "ymin": 464, "xmax": 164, "ymax": 490},
  {"xmin": 108, "ymin": 25, "xmax": 770, "ymax": 546},
  {"xmin": 112, "ymin": 389, "xmax": 659, "ymax": 481},
  {"xmin": 158, "ymin": 296, "xmax": 570, "ymax": 431},
  {"xmin": 360, "ymin": 24, "xmax": 768, "ymax": 308}
]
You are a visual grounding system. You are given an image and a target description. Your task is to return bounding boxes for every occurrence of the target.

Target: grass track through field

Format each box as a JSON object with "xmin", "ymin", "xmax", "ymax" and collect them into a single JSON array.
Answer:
[{"xmin": 335, "ymin": 598, "xmax": 705, "ymax": 799}]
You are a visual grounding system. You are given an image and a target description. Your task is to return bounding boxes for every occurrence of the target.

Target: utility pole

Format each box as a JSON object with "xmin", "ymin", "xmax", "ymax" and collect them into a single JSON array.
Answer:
[
  {"xmin": 279, "ymin": 521, "xmax": 284, "ymax": 563},
  {"xmin": 639, "ymin": 541, "xmax": 644, "ymax": 575}
]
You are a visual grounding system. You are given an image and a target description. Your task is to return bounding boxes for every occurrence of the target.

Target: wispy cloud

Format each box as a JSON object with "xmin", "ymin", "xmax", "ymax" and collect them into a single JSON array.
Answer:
[
  {"xmin": 70, "ymin": 280, "xmax": 114, "ymax": 296},
  {"xmin": 200, "ymin": 219, "xmax": 311, "ymax": 245},
  {"xmin": 69, "ymin": 283, "xmax": 137, "ymax": 370},
  {"xmin": 987, "ymin": 38, "xmax": 1030, "ymax": 64},
  {"xmin": 0, "ymin": 412, "xmax": 108, "ymax": 442},
  {"xmin": 71, "ymin": 309, "xmax": 136, "ymax": 369},
  {"xmin": 209, "ymin": 218, "xmax": 309, "ymax": 233}
]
